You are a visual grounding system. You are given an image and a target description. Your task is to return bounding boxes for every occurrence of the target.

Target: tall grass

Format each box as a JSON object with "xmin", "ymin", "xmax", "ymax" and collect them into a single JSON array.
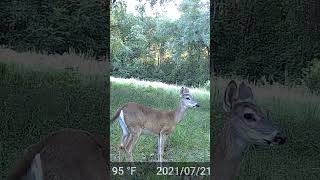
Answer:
[
  {"xmin": 212, "ymin": 76, "xmax": 320, "ymax": 180},
  {"xmin": 110, "ymin": 77, "xmax": 210, "ymax": 162},
  {"xmin": 0, "ymin": 53, "xmax": 107, "ymax": 179},
  {"xmin": 0, "ymin": 48, "xmax": 107, "ymax": 75}
]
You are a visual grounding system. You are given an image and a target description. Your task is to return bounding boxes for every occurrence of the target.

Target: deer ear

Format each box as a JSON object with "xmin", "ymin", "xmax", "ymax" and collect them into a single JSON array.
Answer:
[
  {"xmin": 180, "ymin": 87, "xmax": 184, "ymax": 95},
  {"xmin": 223, "ymin": 80, "xmax": 238, "ymax": 112},
  {"xmin": 183, "ymin": 87, "xmax": 190, "ymax": 94},
  {"xmin": 238, "ymin": 82, "xmax": 254, "ymax": 102},
  {"xmin": 180, "ymin": 87, "xmax": 189, "ymax": 95}
]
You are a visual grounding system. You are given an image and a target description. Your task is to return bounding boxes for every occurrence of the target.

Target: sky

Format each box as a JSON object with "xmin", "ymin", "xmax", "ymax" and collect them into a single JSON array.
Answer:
[{"xmin": 126, "ymin": 0, "xmax": 183, "ymax": 20}]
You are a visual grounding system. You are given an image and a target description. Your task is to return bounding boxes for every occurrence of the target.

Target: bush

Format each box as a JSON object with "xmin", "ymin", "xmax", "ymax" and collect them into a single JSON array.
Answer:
[
  {"xmin": 304, "ymin": 58, "xmax": 320, "ymax": 94},
  {"xmin": 0, "ymin": 0, "xmax": 107, "ymax": 58},
  {"xmin": 111, "ymin": 59, "xmax": 209, "ymax": 87}
]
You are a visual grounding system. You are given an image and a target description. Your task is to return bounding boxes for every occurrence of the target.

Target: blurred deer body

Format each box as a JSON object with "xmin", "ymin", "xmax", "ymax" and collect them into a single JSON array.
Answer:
[{"xmin": 8, "ymin": 129, "xmax": 107, "ymax": 180}]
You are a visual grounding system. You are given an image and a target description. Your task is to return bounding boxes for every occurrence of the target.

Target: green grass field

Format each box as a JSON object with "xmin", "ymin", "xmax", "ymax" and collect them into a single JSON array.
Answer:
[
  {"xmin": 212, "ymin": 78, "xmax": 320, "ymax": 180},
  {"xmin": 0, "ymin": 62, "xmax": 107, "ymax": 179},
  {"xmin": 110, "ymin": 77, "xmax": 210, "ymax": 162}
]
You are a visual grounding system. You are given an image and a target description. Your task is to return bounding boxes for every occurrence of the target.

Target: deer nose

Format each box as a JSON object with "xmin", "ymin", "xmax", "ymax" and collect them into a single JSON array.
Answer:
[
  {"xmin": 195, "ymin": 104, "xmax": 200, "ymax": 107},
  {"xmin": 273, "ymin": 132, "xmax": 286, "ymax": 145}
]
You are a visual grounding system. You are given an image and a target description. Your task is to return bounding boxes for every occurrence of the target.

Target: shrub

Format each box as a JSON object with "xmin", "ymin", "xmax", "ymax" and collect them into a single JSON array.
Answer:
[
  {"xmin": 111, "ymin": 59, "xmax": 209, "ymax": 87},
  {"xmin": 303, "ymin": 57, "xmax": 320, "ymax": 94}
]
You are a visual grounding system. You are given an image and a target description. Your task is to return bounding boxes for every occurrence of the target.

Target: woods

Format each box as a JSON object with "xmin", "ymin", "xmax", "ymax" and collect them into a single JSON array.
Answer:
[
  {"xmin": 0, "ymin": 0, "xmax": 210, "ymax": 86},
  {"xmin": 213, "ymin": 0, "xmax": 320, "ymax": 93},
  {"xmin": 111, "ymin": 0, "xmax": 209, "ymax": 86},
  {"xmin": 0, "ymin": 0, "xmax": 108, "ymax": 58}
]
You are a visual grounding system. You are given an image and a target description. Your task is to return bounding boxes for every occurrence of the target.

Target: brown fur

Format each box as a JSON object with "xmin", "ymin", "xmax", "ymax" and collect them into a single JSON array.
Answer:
[
  {"xmin": 213, "ymin": 116, "xmax": 244, "ymax": 180},
  {"xmin": 7, "ymin": 128, "xmax": 108, "ymax": 180},
  {"xmin": 123, "ymin": 102, "xmax": 178, "ymax": 134}
]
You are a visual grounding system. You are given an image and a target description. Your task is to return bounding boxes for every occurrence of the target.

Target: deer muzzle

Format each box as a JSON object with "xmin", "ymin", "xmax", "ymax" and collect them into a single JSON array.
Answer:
[
  {"xmin": 264, "ymin": 132, "xmax": 286, "ymax": 145},
  {"xmin": 272, "ymin": 132, "xmax": 286, "ymax": 145}
]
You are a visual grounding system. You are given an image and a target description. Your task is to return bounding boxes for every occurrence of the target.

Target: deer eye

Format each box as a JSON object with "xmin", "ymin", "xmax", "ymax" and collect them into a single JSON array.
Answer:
[
  {"xmin": 243, "ymin": 113, "xmax": 255, "ymax": 121},
  {"xmin": 186, "ymin": 97, "xmax": 190, "ymax": 100}
]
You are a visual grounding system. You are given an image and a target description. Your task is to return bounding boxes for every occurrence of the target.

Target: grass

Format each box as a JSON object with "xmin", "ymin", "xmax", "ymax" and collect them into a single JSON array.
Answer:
[
  {"xmin": 110, "ymin": 77, "xmax": 210, "ymax": 162},
  {"xmin": 0, "ymin": 48, "xmax": 107, "ymax": 75},
  {"xmin": 212, "ymin": 77, "xmax": 320, "ymax": 180},
  {"xmin": 0, "ymin": 57, "xmax": 107, "ymax": 179}
]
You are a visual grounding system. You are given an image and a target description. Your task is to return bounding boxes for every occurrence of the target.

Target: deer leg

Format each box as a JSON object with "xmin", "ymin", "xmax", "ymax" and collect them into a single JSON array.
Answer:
[
  {"xmin": 160, "ymin": 135, "xmax": 167, "ymax": 156},
  {"xmin": 158, "ymin": 132, "xmax": 168, "ymax": 162},
  {"xmin": 126, "ymin": 135, "xmax": 139, "ymax": 162},
  {"xmin": 119, "ymin": 132, "xmax": 129, "ymax": 162},
  {"xmin": 125, "ymin": 129, "xmax": 141, "ymax": 162},
  {"xmin": 118, "ymin": 145, "xmax": 121, "ymax": 162},
  {"xmin": 118, "ymin": 133, "xmax": 129, "ymax": 162},
  {"xmin": 118, "ymin": 134, "xmax": 124, "ymax": 162},
  {"xmin": 121, "ymin": 133, "xmax": 132, "ymax": 161}
]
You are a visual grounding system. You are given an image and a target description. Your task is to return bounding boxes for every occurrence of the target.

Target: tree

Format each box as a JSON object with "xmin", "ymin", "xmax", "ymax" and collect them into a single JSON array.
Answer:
[{"xmin": 111, "ymin": 0, "xmax": 210, "ymax": 86}]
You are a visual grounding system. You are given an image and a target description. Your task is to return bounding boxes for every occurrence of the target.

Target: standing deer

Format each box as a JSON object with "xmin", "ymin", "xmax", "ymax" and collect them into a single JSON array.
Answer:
[
  {"xmin": 213, "ymin": 81, "xmax": 286, "ymax": 180},
  {"xmin": 111, "ymin": 87, "xmax": 200, "ymax": 162},
  {"xmin": 7, "ymin": 128, "xmax": 108, "ymax": 180}
]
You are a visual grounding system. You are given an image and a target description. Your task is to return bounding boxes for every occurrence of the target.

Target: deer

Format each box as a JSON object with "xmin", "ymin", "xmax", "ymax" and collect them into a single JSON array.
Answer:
[
  {"xmin": 110, "ymin": 87, "xmax": 200, "ymax": 162},
  {"xmin": 7, "ymin": 128, "xmax": 108, "ymax": 180},
  {"xmin": 213, "ymin": 80, "xmax": 286, "ymax": 180}
]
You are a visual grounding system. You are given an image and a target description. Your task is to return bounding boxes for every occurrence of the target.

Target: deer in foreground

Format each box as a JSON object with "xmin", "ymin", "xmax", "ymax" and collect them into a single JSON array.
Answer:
[
  {"xmin": 213, "ymin": 81, "xmax": 286, "ymax": 180},
  {"xmin": 111, "ymin": 87, "xmax": 200, "ymax": 162},
  {"xmin": 7, "ymin": 128, "xmax": 108, "ymax": 180}
]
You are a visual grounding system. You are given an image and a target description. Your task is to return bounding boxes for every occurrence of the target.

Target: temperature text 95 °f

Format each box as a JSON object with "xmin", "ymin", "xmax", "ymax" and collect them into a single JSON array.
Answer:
[{"xmin": 112, "ymin": 166, "xmax": 136, "ymax": 175}]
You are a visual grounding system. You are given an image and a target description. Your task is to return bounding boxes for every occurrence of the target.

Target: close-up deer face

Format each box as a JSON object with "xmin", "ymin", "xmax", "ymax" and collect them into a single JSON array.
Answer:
[
  {"xmin": 231, "ymin": 102, "xmax": 286, "ymax": 146},
  {"xmin": 224, "ymin": 81, "xmax": 286, "ymax": 146},
  {"xmin": 180, "ymin": 87, "xmax": 200, "ymax": 108}
]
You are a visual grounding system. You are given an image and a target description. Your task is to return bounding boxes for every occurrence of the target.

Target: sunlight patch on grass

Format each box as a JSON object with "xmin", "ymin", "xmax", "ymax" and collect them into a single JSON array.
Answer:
[
  {"xmin": 111, "ymin": 76, "xmax": 209, "ymax": 96},
  {"xmin": 0, "ymin": 48, "xmax": 107, "ymax": 75}
]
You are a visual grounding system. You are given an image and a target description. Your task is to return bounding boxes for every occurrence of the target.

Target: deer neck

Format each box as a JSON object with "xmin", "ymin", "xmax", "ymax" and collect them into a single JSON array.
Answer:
[
  {"xmin": 213, "ymin": 121, "xmax": 248, "ymax": 178},
  {"xmin": 226, "ymin": 123, "xmax": 248, "ymax": 160},
  {"xmin": 174, "ymin": 101, "xmax": 188, "ymax": 123}
]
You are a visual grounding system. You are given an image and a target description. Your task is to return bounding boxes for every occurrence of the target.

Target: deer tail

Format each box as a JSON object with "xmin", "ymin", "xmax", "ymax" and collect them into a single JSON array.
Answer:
[
  {"xmin": 7, "ymin": 139, "xmax": 46, "ymax": 180},
  {"xmin": 110, "ymin": 104, "xmax": 127, "ymax": 123}
]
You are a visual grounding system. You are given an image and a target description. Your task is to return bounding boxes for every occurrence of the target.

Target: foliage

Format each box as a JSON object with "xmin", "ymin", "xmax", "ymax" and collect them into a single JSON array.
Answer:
[
  {"xmin": 213, "ymin": 0, "xmax": 320, "ymax": 85},
  {"xmin": 303, "ymin": 56, "xmax": 320, "ymax": 94},
  {"xmin": 112, "ymin": 59, "xmax": 209, "ymax": 86},
  {"xmin": 111, "ymin": 0, "xmax": 209, "ymax": 87},
  {"xmin": 0, "ymin": 0, "xmax": 108, "ymax": 57}
]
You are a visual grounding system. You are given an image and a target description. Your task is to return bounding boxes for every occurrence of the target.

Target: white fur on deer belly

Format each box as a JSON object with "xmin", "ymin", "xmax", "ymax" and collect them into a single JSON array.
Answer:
[
  {"xmin": 118, "ymin": 110, "xmax": 128, "ymax": 136},
  {"xmin": 142, "ymin": 128, "xmax": 157, "ymax": 135}
]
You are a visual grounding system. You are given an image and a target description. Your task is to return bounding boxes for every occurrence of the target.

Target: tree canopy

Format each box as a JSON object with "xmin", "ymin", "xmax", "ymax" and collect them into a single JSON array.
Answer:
[{"xmin": 111, "ymin": 0, "xmax": 210, "ymax": 86}]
